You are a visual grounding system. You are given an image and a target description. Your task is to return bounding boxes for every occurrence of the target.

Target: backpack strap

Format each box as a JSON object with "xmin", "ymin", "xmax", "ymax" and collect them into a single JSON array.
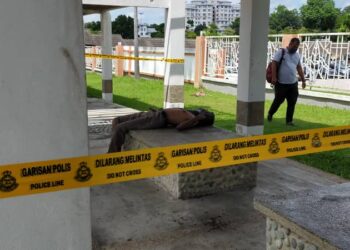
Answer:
[
  {"xmin": 278, "ymin": 48, "xmax": 285, "ymax": 67},
  {"xmin": 272, "ymin": 48, "xmax": 285, "ymax": 87},
  {"xmin": 276, "ymin": 48, "xmax": 285, "ymax": 77}
]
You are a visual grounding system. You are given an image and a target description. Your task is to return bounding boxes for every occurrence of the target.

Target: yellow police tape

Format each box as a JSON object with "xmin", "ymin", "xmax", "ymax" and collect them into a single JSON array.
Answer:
[
  {"xmin": 85, "ymin": 53, "xmax": 185, "ymax": 64},
  {"xmin": 0, "ymin": 125, "xmax": 349, "ymax": 199}
]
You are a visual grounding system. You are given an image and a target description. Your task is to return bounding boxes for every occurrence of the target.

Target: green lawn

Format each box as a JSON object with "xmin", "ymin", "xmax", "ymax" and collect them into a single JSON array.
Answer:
[{"xmin": 86, "ymin": 72, "xmax": 350, "ymax": 179}]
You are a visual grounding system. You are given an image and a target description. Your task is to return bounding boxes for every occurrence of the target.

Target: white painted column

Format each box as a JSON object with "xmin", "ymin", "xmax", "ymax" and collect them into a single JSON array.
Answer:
[
  {"xmin": 163, "ymin": 0, "xmax": 185, "ymax": 108},
  {"xmin": 164, "ymin": 8, "xmax": 168, "ymax": 33},
  {"xmin": 134, "ymin": 7, "xmax": 140, "ymax": 78},
  {"xmin": 101, "ymin": 10, "xmax": 113, "ymax": 102},
  {"xmin": 236, "ymin": 0, "xmax": 270, "ymax": 136},
  {"xmin": 0, "ymin": 1, "xmax": 91, "ymax": 249}
]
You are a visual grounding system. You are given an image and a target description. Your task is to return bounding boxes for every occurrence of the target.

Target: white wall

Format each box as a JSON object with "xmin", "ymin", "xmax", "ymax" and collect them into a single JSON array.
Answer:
[
  {"xmin": 86, "ymin": 46, "xmax": 195, "ymax": 82},
  {"xmin": 125, "ymin": 47, "xmax": 195, "ymax": 81},
  {"xmin": 0, "ymin": 1, "xmax": 91, "ymax": 249}
]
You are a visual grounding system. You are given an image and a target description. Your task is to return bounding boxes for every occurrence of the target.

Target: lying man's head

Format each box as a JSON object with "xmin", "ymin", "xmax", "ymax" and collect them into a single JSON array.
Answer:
[{"xmin": 189, "ymin": 108, "xmax": 215, "ymax": 127}]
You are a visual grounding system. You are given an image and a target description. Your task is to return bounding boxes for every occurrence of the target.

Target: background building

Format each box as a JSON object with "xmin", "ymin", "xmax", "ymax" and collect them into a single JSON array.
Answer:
[
  {"xmin": 138, "ymin": 23, "xmax": 156, "ymax": 37},
  {"xmin": 186, "ymin": 0, "xmax": 240, "ymax": 32}
]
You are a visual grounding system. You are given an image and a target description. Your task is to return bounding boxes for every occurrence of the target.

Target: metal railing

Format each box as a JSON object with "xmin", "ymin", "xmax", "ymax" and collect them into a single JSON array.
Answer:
[
  {"xmin": 204, "ymin": 35, "xmax": 240, "ymax": 79},
  {"xmin": 299, "ymin": 33, "xmax": 350, "ymax": 81},
  {"xmin": 85, "ymin": 46, "xmax": 110, "ymax": 72},
  {"xmin": 84, "ymin": 46, "xmax": 196, "ymax": 82},
  {"xmin": 204, "ymin": 33, "xmax": 350, "ymax": 81}
]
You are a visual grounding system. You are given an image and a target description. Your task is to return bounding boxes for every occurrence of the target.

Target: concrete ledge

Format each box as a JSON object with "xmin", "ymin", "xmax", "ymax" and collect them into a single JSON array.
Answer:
[
  {"xmin": 123, "ymin": 127, "xmax": 257, "ymax": 199},
  {"xmin": 254, "ymin": 183, "xmax": 350, "ymax": 250}
]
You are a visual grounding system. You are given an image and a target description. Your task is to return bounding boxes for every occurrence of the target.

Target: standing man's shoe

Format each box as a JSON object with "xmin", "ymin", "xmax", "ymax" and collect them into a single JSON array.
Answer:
[
  {"xmin": 267, "ymin": 113, "xmax": 273, "ymax": 122},
  {"xmin": 286, "ymin": 122, "xmax": 295, "ymax": 126}
]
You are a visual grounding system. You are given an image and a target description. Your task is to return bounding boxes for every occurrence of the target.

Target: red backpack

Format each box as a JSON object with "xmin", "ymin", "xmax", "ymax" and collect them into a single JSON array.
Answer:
[{"xmin": 266, "ymin": 48, "xmax": 285, "ymax": 85}]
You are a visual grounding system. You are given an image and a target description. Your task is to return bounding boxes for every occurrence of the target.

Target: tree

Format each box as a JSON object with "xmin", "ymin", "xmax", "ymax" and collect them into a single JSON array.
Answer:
[
  {"xmin": 295, "ymin": 27, "xmax": 310, "ymax": 34},
  {"xmin": 336, "ymin": 6, "xmax": 350, "ymax": 31},
  {"xmin": 300, "ymin": 0, "xmax": 340, "ymax": 31},
  {"xmin": 186, "ymin": 20, "xmax": 194, "ymax": 30},
  {"xmin": 194, "ymin": 24, "xmax": 207, "ymax": 35},
  {"xmin": 112, "ymin": 15, "xmax": 134, "ymax": 39},
  {"xmin": 85, "ymin": 21, "xmax": 101, "ymax": 33},
  {"xmin": 204, "ymin": 23, "xmax": 219, "ymax": 36},
  {"xmin": 150, "ymin": 23, "xmax": 165, "ymax": 38},
  {"xmin": 229, "ymin": 18, "xmax": 240, "ymax": 35},
  {"xmin": 222, "ymin": 27, "xmax": 235, "ymax": 36},
  {"xmin": 282, "ymin": 27, "xmax": 299, "ymax": 34},
  {"xmin": 343, "ymin": 5, "xmax": 350, "ymax": 13},
  {"xmin": 186, "ymin": 31, "xmax": 197, "ymax": 39},
  {"xmin": 269, "ymin": 5, "xmax": 301, "ymax": 33}
]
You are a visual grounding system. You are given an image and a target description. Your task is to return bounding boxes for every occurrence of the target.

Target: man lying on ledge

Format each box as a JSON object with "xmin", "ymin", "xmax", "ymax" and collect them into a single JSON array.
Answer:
[{"xmin": 108, "ymin": 108, "xmax": 215, "ymax": 153}]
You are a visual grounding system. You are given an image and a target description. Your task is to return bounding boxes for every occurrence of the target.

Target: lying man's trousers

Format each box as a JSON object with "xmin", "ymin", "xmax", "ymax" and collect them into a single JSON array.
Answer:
[{"xmin": 108, "ymin": 110, "xmax": 166, "ymax": 152}]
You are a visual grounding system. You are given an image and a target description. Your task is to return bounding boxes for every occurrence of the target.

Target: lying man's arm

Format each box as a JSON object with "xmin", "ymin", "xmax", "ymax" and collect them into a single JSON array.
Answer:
[{"xmin": 176, "ymin": 112, "xmax": 206, "ymax": 131}]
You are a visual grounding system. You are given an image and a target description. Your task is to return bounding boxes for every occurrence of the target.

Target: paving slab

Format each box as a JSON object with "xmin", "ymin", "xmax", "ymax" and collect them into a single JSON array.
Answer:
[
  {"xmin": 255, "ymin": 183, "xmax": 350, "ymax": 250},
  {"xmin": 89, "ymin": 158, "xmax": 346, "ymax": 250}
]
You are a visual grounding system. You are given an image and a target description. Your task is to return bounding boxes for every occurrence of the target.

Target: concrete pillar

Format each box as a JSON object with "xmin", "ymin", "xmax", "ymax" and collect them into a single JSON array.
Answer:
[
  {"xmin": 92, "ymin": 46, "xmax": 97, "ymax": 71},
  {"xmin": 128, "ymin": 46, "xmax": 132, "ymax": 76},
  {"xmin": 101, "ymin": 10, "xmax": 113, "ymax": 102},
  {"xmin": 282, "ymin": 34, "xmax": 300, "ymax": 48},
  {"xmin": 134, "ymin": 7, "xmax": 140, "ymax": 78},
  {"xmin": 236, "ymin": 0, "xmax": 270, "ymax": 136},
  {"xmin": 216, "ymin": 48, "xmax": 226, "ymax": 78},
  {"xmin": 194, "ymin": 35, "xmax": 205, "ymax": 88},
  {"xmin": 164, "ymin": 8, "xmax": 168, "ymax": 36},
  {"xmin": 115, "ymin": 42, "xmax": 124, "ymax": 76},
  {"xmin": 0, "ymin": 1, "xmax": 91, "ymax": 250},
  {"xmin": 163, "ymin": 0, "xmax": 185, "ymax": 108}
]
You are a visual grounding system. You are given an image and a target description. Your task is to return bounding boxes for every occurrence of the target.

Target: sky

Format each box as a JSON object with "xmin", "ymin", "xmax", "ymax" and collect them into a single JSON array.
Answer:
[{"xmin": 83, "ymin": 0, "xmax": 350, "ymax": 24}]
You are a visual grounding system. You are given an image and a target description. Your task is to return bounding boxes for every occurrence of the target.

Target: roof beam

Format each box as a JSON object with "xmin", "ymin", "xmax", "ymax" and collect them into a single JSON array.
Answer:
[{"xmin": 82, "ymin": 0, "xmax": 170, "ymax": 9}]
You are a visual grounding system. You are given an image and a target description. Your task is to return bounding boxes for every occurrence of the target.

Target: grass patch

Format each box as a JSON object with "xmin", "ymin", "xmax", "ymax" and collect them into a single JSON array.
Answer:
[{"xmin": 86, "ymin": 72, "xmax": 350, "ymax": 179}]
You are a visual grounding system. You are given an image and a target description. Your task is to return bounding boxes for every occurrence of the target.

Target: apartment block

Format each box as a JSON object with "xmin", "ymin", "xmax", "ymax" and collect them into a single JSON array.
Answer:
[{"xmin": 186, "ymin": 0, "xmax": 240, "ymax": 32}]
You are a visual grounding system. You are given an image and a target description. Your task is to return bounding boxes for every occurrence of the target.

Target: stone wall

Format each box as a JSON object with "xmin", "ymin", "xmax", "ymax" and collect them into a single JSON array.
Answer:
[
  {"xmin": 266, "ymin": 218, "xmax": 319, "ymax": 250},
  {"xmin": 124, "ymin": 127, "xmax": 257, "ymax": 199},
  {"xmin": 154, "ymin": 163, "xmax": 256, "ymax": 199}
]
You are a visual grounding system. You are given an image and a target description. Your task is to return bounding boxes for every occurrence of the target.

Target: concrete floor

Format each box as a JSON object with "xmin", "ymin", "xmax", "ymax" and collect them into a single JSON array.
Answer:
[{"xmin": 88, "ymin": 98, "xmax": 347, "ymax": 250}]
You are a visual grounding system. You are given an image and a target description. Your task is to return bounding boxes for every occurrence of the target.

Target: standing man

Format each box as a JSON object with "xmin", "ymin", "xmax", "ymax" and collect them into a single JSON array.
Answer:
[{"xmin": 267, "ymin": 38, "xmax": 306, "ymax": 126}]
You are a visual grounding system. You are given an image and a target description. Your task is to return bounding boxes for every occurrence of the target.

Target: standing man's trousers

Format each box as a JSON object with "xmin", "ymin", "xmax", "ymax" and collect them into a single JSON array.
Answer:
[{"xmin": 268, "ymin": 82, "xmax": 299, "ymax": 123}]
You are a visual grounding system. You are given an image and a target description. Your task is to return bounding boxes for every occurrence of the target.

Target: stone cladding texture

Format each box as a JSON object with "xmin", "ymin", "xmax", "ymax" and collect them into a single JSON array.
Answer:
[
  {"xmin": 124, "ymin": 133, "xmax": 257, "ymax": 199},
  {"xmin": 266, "ymin": 218, "xmax": 319, "ymax": 250}
]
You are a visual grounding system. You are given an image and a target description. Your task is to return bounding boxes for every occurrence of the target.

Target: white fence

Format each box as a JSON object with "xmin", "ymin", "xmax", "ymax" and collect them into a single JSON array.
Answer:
[
  {"xmin": 85, "ymin": 46, "xmax": 195, "ymax": 82},
  {"xmin": 205, "ymin": 33, "xmax": 350, "ymax": 81},
  {"xmin": 85, "ymin": 33, "xmax": 350, "ymax": 85}
]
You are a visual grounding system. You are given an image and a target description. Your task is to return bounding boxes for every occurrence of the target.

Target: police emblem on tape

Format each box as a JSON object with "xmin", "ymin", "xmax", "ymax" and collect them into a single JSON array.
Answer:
[
  {"xmin": 75, "ymin": 161, "xmax": 93, "ymax": 182},
  {"xmin": 268, "ymin": 138, "xmax": 280, "ymax": 154},
  {"xmin": 154, "ymin": 152, "xmax": 169, "ymax": 171},
  {"xmin": 0, "ymin": 171, "xmax": 18, "ymax": 192},
  {"xmin": 311, "ymin": 133, "xmax": 322, "ymax": 148},
  {"xmin": 209, "ymin": 145, "xmax": 222, "ymax": 162}
]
